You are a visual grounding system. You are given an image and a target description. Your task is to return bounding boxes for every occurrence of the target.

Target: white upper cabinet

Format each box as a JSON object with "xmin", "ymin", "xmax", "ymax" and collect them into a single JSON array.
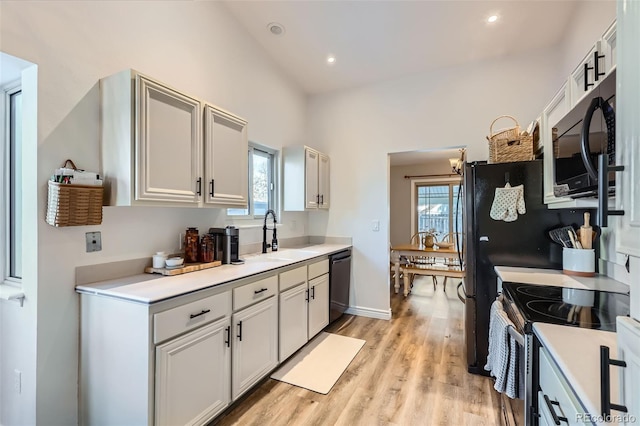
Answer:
[
  {"xmin": 284, "ymin": 146, "xmax": 330, "ymax": 211},
  {"xmin": 569, "ymin": 41, "xmax": 603, "ymax": 107},
  {"xmin": 318, "ymin": 153, "xmax": 330, "ymax": 210},
  {"xmin": 203, "ymin": 105, "xmax": 248, "ymax": 207},
  {"xmin": 615, "ymin": 6, "xmax": 640, "ymax": 257},
  {"xmin": 101, "ymin": 70, "xmax": 202, "ymax": 206},
  {"xmin": 100, "ymin": 69, "xmax": 248, "ymax": 208},
  {"xmin": 542, "ymin": 20, "xmax": 617, "ymax": 209},
  {"xmin": 542, "ymin": 84, "xmax": 571, "ymax": 205},
  {"xmin": 305, "ymin": 148, "xmax": 320, "ymax": 209}
]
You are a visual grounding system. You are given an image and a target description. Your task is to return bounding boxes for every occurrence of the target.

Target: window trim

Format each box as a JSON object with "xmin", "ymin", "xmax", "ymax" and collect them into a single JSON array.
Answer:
[
  {"xmin": 410, "ymin": 176, "xmax": 461, "ymax": 237},
  {"xmin": 226, "ymin": 142, "xmax": 279, "ymax": 221},
  {"xmin": 2, "ymin": 80, "xmax": 22, "ymax": 286}
]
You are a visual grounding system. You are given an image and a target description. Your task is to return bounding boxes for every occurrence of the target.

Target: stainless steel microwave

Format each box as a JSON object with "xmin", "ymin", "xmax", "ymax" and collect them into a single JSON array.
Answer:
[{"xmin": 553, "ymin": 74, "xmax": 616, "ymax": 199}]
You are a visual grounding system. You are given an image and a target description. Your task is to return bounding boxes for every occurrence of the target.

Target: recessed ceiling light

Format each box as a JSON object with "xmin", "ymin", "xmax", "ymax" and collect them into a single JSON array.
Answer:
[
  {"xmin": 327, "ymin": 55, "xmax": 336, "ymax": 65},
  {"xmin": 267, "ymin": 22, "xmax": 285, "ymax": 36},
  {"xmin": 487, "ymin": 15, "xmax": 498, "ymax": 23}
]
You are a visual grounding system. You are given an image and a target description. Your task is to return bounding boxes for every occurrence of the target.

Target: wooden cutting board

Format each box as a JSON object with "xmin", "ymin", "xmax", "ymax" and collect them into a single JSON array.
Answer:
[{"xmin": 144, "ymin": 260, "xmax": 222, "ymax": 276}]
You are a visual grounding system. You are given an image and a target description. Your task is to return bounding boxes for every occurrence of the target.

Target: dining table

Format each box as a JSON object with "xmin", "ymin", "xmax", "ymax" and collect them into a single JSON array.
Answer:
[{"xmin": 390, "ymin": 243, "xmax": 461, "ymax": 295}]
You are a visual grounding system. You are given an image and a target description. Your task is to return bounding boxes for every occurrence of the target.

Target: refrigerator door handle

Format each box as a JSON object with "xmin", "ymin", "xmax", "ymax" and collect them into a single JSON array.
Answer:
[{"xmin": 457, "ymin": 282, "xmax": 466, "ymax": 304}]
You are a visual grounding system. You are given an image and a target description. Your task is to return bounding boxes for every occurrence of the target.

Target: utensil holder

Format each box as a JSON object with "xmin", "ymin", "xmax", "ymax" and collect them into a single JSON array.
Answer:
[{"xmin": 562, "ymin": 248, "xmax": 595, "ymax": 277}]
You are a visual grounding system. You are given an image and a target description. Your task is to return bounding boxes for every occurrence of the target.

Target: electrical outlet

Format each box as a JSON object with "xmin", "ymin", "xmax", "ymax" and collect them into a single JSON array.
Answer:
[
  {"xmin": 179, "ymin": 233, "xmax": 184, "ymax": 250},
  {"xmin": 14, "ymin": 370, "xmax": 21, "ymax": 394},
  {"xmin": 85, "ymin": 232, "xmax": 102, "ymax": 252}
]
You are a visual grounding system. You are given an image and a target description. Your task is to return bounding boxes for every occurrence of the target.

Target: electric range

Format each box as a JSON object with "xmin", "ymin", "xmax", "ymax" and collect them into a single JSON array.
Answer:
[
  {"xmin": 501, "ymin": 282, "xmax": 631, "ymax": 334},
  {"xmin": 499, "ymin": 282, "xmax": 630, "ymax": 426}
]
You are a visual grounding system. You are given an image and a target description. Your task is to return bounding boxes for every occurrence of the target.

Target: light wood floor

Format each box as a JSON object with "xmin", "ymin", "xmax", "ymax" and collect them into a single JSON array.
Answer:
[{"xmin": 213, "ymin": 277, "xmax": 502, "ymax": 426}]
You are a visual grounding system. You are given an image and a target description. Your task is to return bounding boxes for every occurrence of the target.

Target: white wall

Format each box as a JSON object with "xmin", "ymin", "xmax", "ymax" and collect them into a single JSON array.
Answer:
[
  {"xmin": 307, "ymin": 47, "xmax": 564, "ymax": 316},
  {"xmin": 0, "ymin": 1, "xmax": 308, "ymax": 424},
  {"xmin": 389, "ymin": 160, "xmax": 456, "ymax": 246},
  {"xmin": 305, "ymin": 0, "xmax": 618, "ymax": 319}
]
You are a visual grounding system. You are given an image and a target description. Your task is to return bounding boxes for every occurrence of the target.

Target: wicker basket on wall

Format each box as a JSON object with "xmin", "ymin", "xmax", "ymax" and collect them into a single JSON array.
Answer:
[
  {"xmin": 486, "ymin": 115, "xmax": 534, "ymax": 163},
  {"xmin": 46, "ymin": 159, "xmax": 104, "ymax": 227}
]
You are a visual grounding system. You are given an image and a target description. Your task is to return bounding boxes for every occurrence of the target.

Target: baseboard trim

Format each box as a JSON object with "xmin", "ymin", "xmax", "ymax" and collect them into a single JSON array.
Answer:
[{"xmin": 345, "ymin": 305, "xmax": 391, "ymax": 321}]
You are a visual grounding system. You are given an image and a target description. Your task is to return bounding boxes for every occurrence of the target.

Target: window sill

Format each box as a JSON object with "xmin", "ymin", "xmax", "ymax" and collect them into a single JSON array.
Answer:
[
  {"xmin": 226, "ymin": 221, "xmax": 284, "ymax": 230},
  {"xmin": 0, "ymin": 283, "xmax": 25, "ymax": 307}
]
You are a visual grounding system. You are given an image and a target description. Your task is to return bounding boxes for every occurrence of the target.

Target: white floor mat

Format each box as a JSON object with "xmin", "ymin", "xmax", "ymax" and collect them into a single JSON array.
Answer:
[{"xmin": 270, "ymin": 332, "xmax": 366, "ymax": 394}]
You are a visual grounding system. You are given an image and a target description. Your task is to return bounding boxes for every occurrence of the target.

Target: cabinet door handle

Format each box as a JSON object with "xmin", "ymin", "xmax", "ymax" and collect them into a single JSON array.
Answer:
[
  {"xmin": 584, "ymin": 62, "xmax": 594, "ymax": 92},
  {"xmin": 189, "ymin": 309, "xmax": 210, "ymax": 319},
  {"xmin": 594, "ymin": 50, "xmax": 605, "ymax": 81},
  {"xmin": 600, "ymin": 345, "xmax": 628, "ymax": 416},
  {"xmin": 196, "ymin": 177, "xmax": 202, "ymax": 196},
  {"xmin": 311, "ymin": 286, "xmax": 315, "ymax": 300},
  {"xmin": 305, "ymin": 289, "xmax": 309, "ymax": 302},
  {"xmin": 316, "ymin": 194, "xmax": 320, "ymax": 205},
  {"xmin": 543, "ymin": 394, "xmax": 568, "ymax": 425},
  {"xmin": 320, "ymin": 194, "xmax": 324, "ymax": 205},
  {"xmin": 254, "ymin": 288, "xmax": 268, "ymax": 294},
  {"xmin": 237, "ymin": 321, "xmax": 243, "ymax": 341},
  {"xmin": 209, "ymin": 179, "xmax": 215, "ymax": 197},
  {"xmin": 225, "ymin": 326, "xmax": 230, "ymax": 347}
]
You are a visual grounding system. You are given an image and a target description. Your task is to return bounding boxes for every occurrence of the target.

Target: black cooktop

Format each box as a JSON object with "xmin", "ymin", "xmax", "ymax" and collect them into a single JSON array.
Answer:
[{"xmin": 502, "ymin": 282, "xmax": 630, "ymax": 333}]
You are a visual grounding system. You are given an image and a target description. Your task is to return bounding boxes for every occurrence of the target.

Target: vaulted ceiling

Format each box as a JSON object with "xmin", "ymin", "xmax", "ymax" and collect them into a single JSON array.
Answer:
[{"xmin": 224, "ymin": 1, "xmax": 579, "ymax": 95}]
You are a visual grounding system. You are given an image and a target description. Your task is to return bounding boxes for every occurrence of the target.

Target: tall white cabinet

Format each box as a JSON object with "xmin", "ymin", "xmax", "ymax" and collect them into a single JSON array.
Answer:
[
  {"xmin": 100, "ymin": 69, "xmax": 248, "ymax": 208},
  {"xmin": 283, "ymin": 146, "xmax": 330, "ymax": 211}
]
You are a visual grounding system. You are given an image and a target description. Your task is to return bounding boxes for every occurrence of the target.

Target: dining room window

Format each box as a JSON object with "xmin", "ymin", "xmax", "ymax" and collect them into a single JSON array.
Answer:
[{"xmin": 415, "ymin": 182, "xmax": 461, "ymax": 240}]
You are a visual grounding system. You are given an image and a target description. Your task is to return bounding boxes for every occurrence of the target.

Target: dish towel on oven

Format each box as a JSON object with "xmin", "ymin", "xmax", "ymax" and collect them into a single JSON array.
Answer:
[
  {"xmin": 485, "ymin": 300, "xmax": 520, "ymax": 399},
  {"xmin": 490, "ymin": 183, "xmax": 526, "ymax": 222}
]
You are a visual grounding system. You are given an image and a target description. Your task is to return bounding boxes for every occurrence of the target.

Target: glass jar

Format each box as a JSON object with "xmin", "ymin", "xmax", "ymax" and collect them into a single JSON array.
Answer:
[
  {"xmin": 199, "ymin": 233, "xmax": 214, "ymax": 263},
  {"xmin": 184, "ymin": 227, "xmax": 199, "ymax": 263}
]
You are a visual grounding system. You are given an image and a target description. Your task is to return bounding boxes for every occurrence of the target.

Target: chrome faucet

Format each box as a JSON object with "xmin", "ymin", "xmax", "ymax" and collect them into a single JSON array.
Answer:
[{"xmin": 262, "ymin": 209, "xmax": 278, "ymax": 253}]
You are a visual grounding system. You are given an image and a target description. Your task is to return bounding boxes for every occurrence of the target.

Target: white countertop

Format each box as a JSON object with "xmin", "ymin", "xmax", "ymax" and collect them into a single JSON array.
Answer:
[
  {"xmin": 495, "ymin": 266, "xmax": 630, "ymax": 294},
  {"xmin": 534, "ymin": 323, "xmax": 620, "ymax": 423},
  {"xmin": 76, "ymin": 244, "xmax": 351, "ymax": 304}
]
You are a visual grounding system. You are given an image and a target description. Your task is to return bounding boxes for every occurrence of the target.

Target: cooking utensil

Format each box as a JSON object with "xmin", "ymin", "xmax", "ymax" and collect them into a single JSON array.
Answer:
[
  {"xmin": 580, "ymin": 212, "xmax": 593, "ymax": 249},
  {"xmin": 568, "ymin": 229, "xmax": 583, "ymax": 249},
  {"xmin": 549, "ymin": 226, "xmax": 575, "ymax": 248}
]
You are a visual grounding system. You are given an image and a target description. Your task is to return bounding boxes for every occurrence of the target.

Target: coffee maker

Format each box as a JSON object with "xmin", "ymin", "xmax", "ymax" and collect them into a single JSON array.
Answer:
[{"xmin": 209, "ymin": 226, "xmax": 241, "ymax": 264}]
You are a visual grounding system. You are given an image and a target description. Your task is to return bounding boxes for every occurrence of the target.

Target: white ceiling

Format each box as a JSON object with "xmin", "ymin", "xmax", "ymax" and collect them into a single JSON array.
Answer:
[{"xmin": 223, "ymin": 0, "xmax": 579, "ymax": 95}]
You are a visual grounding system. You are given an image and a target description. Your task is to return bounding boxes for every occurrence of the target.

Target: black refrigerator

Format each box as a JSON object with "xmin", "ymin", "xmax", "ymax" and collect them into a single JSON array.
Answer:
[{"xmin": 461, "ymin": 160, "xmax": 595, "ymax": 375}]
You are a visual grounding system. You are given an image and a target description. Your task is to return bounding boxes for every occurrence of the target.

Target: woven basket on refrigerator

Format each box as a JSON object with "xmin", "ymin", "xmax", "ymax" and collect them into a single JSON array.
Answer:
[
  {"xmin": 486, "ymin": 115, "xmax": 533, "ymax": 163},
  {"xmin": 46, "ymin": 181, "xmax": 103, "ymax": 227}
]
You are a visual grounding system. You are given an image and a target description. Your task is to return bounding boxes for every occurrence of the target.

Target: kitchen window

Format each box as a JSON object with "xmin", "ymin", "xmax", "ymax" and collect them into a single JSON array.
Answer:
[
  {"xmin": 413, "ymin": 181, "xmax": 461, "ymax": 240},
  {"xmin": 2, "ymin": 84, "xmax": 22, "ymax": 283},
  {"xmin": 227, "ymin": 143, "xmax": 277, "ymax": 218}
]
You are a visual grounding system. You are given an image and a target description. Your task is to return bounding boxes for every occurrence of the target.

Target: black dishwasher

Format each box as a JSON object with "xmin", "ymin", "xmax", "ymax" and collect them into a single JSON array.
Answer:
[{"xmin": 329, "ymin": 249, "xmax": 352, "ymax": 324}]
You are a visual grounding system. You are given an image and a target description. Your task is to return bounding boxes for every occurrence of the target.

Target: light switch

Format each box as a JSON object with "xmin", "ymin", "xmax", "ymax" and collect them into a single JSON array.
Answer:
[{"xmin": 372, "ymin": 220, "xmax": 380, "ymax": 232}]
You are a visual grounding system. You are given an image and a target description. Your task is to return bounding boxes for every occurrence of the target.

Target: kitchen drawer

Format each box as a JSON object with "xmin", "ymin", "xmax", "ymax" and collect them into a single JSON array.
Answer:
[
  {"xmin": 539, "ymin": 347, "xmax": 584, "ymax": 425},
  {"xmin": 279, "ymin": 266, "xmax": 307, "ymax": 292},
  {"xmin": 233, "ymin": 275, "xmax": 278, "ymax": 311},
  {"xmin": 308, "ymin": 259, "xmax": 329, "ymax": 280},
  {"xmin": 154, "ymin": 291, "xmax": 231, "ymax": 344}
]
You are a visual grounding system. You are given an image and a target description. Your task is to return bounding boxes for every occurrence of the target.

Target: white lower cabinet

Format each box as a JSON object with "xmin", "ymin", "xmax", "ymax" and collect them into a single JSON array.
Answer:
[
  {"xmin": 308, "ymin": 273, "xmax": 329, "ymax": 339},
  {"xmin": 538, "ymin": 347, "xmax": 583, "ymax": 426},
  {"xmin": 279, "ymin": 282, "xmax": 309, "ymax": 361},
  {"xmin": 155, "ymin": 317, "xmax": 231, "ymax": 426},
  {"xmin": 232, "ymin": 295, "xmax": 279, "ymax": 400}
]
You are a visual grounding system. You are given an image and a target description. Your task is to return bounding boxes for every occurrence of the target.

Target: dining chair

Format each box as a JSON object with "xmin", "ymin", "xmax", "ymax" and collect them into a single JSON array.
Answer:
[
  {"xmin": 407, "ymin": 232, "xmax": 438, "ymax": 290},
  {"xmin": 433, "ymin": 232, "xmax": 463, "ymax": 290}
]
